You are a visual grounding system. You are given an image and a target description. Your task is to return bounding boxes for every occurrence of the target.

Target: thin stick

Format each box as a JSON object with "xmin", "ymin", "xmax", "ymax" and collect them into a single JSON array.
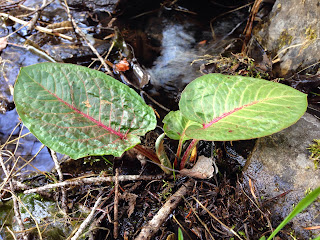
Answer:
[
  {"xmin": 11, "ymin": 190, "xmax": 43, "ymax": 239},
  {"xmin": 13, "ymin": 145, "xmax": 48, "ymax": 177},
  {"xmin": 51, "ymin": 149, "xmax": 68, "ymax": 214},
  {"xmin": 192, "ymin": 196, "xmax": 244, "ymax": 240},
  {"xmin": 11, "ymin": 187, "xmax": 28, "ymax": 240},
  {"xmin": 0, "ymin": 152, "xmax": 17, "ymax": 194},
  {"xmin": 0, "ymin": 155, "xmax": 28, "ymax": 240},
  {"xmin": 239, "ymin": 180, "xmax": 274, "ymax": 233},
  {"xmin": 135, "ymin": 179, "xmax": 194, "ymax": 240},
  {"xmin": 6, "ymin": 226, "xmax": 17, "ymax": 240},
  {"xmin": 17, "ymin": 0, "xmax": 55, "ymax": 18},
  {"xmin": 183, "ymin": 196, "xmax": 215, "ymax": 240},
  {"xmin": 0, "ymin": 13, "xmax": 73, "ymax": 41},
  {"xmin": 88, "ymin": 210, "xmax": 110, "ymax": 239},
  {"xmin": 23, "ymin": 174, "xmax": 165, "ymax": 194},
  {"xmin": 27, "ymin": 0, "xmax": 48, "ymax": 32},
  {"xmin": 0, "ymin": 132, "xmax": 30, "ymax": 149},
  {"xmin": 70, "ymin": 195, "xmax": 103, "ymax": 240},
  {"xmin": 51, "ymin": 149, "xmax": 63, "ymax": 180},
  {"xmin": 141, "ymin": 90, "xmax": 170, "ymax": 112},
  {"xmin": 241, "ymin": 0, "xmax": 263, "ymax": 53},
  {"xmin": 210, "ymin": 2, "xmax": 253, "ymax": 41},
  {"xmin": 0, "ymin": 122, "xmax": 21, "ymax": 151},
  {"xmin": 113, "ymin": 168, "xmax": 119, "ymax": 238},
  {"xmin": 60, "ymin": 0, "xmax": 113, "ymax": 75}
]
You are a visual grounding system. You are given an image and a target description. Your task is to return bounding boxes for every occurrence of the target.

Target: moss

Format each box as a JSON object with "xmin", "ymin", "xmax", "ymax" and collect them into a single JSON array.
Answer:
[
  {"xmin": 305, "ymin": 26, "xmax": 317, "ymax": 41},
  {"xmin": 278, "ymin": 30, "xmax": 293, "ymax": 49},
  {"xmin": 299, "ymin": 26, "xmax": 318, "ymax": 50},
  {"xmin": 307, "ymin": 139, "xmax": 320, "ymax": 169}
]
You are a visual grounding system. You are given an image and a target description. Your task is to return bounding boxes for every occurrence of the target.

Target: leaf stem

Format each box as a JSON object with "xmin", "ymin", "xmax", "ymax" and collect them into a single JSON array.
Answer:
[
  {"xmin": 134, "ymin": 144, "xmax": 161, "ymax": 165},
  {"xmin": 180, "ymin": 139, "xmax": 199, "ymax": 170},
  {"xmin": 174, "ymin": 138, "xmax": 184, "ymax": 168}
]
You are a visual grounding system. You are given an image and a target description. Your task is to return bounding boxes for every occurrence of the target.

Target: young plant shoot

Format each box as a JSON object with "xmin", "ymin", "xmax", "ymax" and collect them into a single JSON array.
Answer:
[
  {"xmin": 14, "ymin": 63, "xmax": 308, "ymax": 171},
  {"xmin": 163, "ymin": 74, "xmax": 308, "ymax": 169}
]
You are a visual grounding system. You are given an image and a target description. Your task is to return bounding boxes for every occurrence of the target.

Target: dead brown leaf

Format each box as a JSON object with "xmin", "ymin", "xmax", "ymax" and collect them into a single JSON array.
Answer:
[
  {"xmin": 179, "ymin": 155, "xmax": 215, "ymax": 179},
  {"xmin": 121, "ymin": 192, "xmax": 138, "ymax": 218},
  {"xmin": 0, "ymin": 37, "xmax": 7, "ymax": 51}
]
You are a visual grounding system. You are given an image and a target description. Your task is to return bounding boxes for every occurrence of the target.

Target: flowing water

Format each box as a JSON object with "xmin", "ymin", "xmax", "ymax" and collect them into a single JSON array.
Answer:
[{"xmin": 0, "ymin": 1, "xmax": 248, "ymax": 179}]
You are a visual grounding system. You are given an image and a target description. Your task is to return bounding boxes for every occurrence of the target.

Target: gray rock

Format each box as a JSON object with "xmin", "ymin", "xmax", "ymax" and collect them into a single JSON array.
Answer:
[
  {"xmin": 254, "ymin": 0, "xmax": 320, "ymax": 76},
  {"xmin": 244, "ymin": 113, "xmax": 320, "ymax": 239}
]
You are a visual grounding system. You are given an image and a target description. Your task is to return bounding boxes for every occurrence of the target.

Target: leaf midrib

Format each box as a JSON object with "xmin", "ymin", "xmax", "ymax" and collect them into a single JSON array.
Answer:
[
  {"xmin": 202, "ymin": 92, "xmax": 303, "ymax": 129},
  {"xmin": 25, "ymin": 69, "xmax": 127, "ymax": 140},
  {"xmin": 203, "ymin": 100, "xmax": 259, "ymax": 129}
]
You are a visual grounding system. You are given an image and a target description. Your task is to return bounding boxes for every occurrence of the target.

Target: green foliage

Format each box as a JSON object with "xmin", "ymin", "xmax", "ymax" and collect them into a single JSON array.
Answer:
[
  {"xmin": 164, "ymin": 73, "xmax": 307, "ymax": 141},
  {"xmin": 14, "ymin": 63, "xmax": 156, "ymax": 159},
  {"xmin": 308, "ymin": 139, "xmax": 320, "ymax": 168},
  {"xmin": 260, "ymin": 186, "xmax": 320, "ymax": 240},
  {"xmin": 155, "ymin": 133, "xmax": 172, "ymax": 174},
  {"xmin": 178, "ymin": 228, "xmax": 184, "ymax": 240},
  {"xmin": 163, "ymin": 110, "xmax": 200, "ymax": 141},
  {"xmin": 314, "ymin": 235, "xmax": 320, "ymax": 240},
  {"xmin": 14, "ymin": 63, "xmax": 307, "ymax": 169}
]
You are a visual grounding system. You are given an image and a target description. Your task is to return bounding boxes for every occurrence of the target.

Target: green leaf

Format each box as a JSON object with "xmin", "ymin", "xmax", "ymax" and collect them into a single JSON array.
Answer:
[
  {"xmin": 178, "ymin": 228, "xmax": 184, "ymax": 240},
  {"xmin": 14, "ymin": 63, "xmax": 156, "ymax": 159},
  {"xmin": 266, "ymin": 186, "xmax": 320, "ymax": 240},
  {"xmin": 313, "ymin": 235, "xmax": 320, "ymax": 240},
  {"xmin": 179, "ymin": 74, "xmax": 307, "ymax": 141},
  {"xmin": 155, "ymin": 133, "xmax": 172, "ymax": 174},
  {"xmin": 163, "ymin": 110, "xmax": 201, "ymax": 141}
]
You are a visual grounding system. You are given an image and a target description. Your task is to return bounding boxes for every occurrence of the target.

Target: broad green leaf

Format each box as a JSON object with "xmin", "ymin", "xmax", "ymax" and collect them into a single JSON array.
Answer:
[
  {"xmin": 14, "ymin": 63, "xmax": 156, "ymax": 159},
  {"xmin": 179, "ymin": 74, "xmax": 307, "ymax": 141},
  {"xmin": 163, "ymin": 110, "xmax": 201, "ymax": 141}
]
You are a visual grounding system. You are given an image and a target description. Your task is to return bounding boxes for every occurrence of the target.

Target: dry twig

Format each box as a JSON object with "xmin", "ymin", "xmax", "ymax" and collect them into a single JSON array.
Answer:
[
  {"xmin": 0, "ymin": 13, "xmax": 73, "ymax": 41},
  {"xmin": 113, "ymin": 168, "xmax": 119, "ymax": 239},
  {"xmin": 70, "ymin": 195, "xmax": 103, "ymax": 240},
  {"xmin": 51, "ymin": 149, "xmax": 68, "ymax": 214},
  {"xmin": 241, "ymin": 0, "xmax": 263, "ymax": 53},
  {"xmin": 135, "ymin": 179, "xmax": 195, "ymax": 240},
  {"xmin": 183, "ymin": 196, "xmax": 216, "ymax": 239},
  {"xmin": 192, "ymin": 196, "xmax": 244, "ymax": 240},
  {"xmin": 239, "ymin": 180, "xmax": 274, "ymax": 233},
  {"xmin": 59, "ymin": 0, "xmax": 113, "ymax": 75},
  {"xmin": 26, "ymin": 0, "xmax": 48, "ymax": 32},
  {"xmin": 0, "ymin": 154, "xmax": 28, "ymax": 240},
  {"xmin": 23, "ymin": 174, "xmax": 165, "ymax": 194}
]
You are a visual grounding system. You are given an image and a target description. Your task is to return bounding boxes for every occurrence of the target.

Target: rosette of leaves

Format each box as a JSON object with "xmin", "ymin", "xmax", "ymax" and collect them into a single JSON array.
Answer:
[
  {"xmin": 163, "ymin": 74, "xmax": 307, "ymax": 168},
  {"xmin": 164, "ymin": 73, "xmax": 307, "ymax": 141}
]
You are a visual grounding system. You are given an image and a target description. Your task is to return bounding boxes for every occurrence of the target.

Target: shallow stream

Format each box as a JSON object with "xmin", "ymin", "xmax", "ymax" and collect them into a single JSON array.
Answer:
[{"xmin": 0, "ymin": 0, "xmax": 249, "ymax": 177}]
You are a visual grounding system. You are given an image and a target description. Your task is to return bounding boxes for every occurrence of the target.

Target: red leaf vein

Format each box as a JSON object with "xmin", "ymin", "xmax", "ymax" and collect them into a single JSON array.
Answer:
[
  {"xmin": 203, "ymin": 100, "xmax": 259, "ymax": 129},
  {"xmin": 50, "ymin": 91, "xmax": 126, "ymax": 139}
]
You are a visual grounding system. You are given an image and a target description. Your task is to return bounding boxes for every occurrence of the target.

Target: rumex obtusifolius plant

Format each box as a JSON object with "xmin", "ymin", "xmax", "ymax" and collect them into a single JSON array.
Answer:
[
  {"xmin": 14, "ymin": 62, "xmax": 308, "ymax": 171},
  {"xmin": 163, "ymin": 73, "xmax": 308, "ymax": 168}
]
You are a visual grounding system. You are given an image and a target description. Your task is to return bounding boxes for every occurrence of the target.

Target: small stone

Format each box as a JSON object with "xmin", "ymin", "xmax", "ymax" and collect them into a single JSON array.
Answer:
[{"xmin": 254, "ymin": 0, "xmax": 320, "ymax": 76}]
